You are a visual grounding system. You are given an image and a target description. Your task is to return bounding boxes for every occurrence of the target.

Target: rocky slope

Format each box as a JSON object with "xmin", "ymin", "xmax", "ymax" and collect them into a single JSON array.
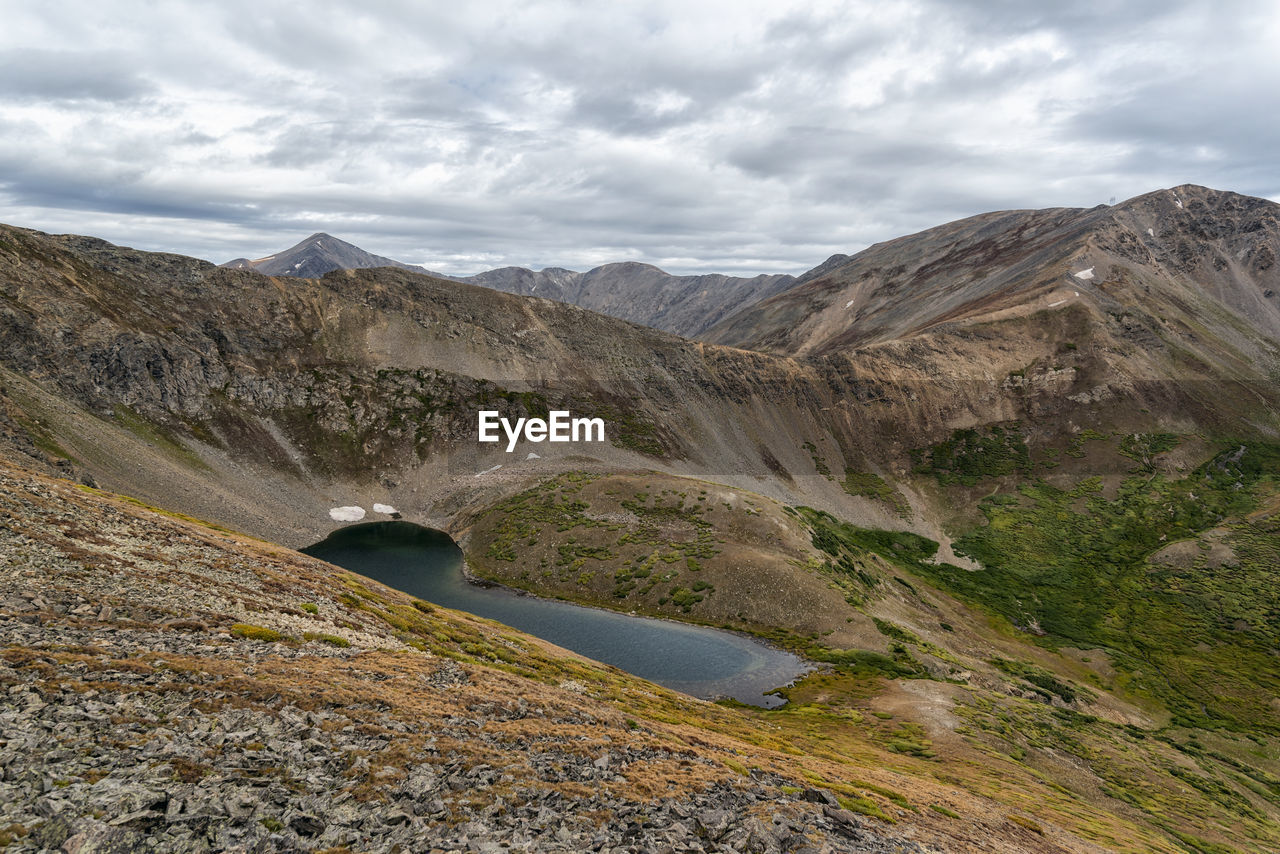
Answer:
[
  {"xmin": 2, "ymin": 458, "xmax": 1145, "ymax": 853},
  {"xmin": 705, "ymin": 185, "xmax": 1280, "ymax": 371}
]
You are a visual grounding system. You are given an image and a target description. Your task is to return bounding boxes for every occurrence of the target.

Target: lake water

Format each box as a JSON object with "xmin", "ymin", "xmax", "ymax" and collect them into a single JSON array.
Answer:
[{"xmin": 302, "ymin": 521, "xmax": 808, "ymax": 707}]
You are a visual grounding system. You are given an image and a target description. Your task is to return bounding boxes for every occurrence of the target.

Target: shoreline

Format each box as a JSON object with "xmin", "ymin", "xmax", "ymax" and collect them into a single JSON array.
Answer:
[{"xmin": 456, "ymin": 554, "xmax": 814, "ymax": 702}]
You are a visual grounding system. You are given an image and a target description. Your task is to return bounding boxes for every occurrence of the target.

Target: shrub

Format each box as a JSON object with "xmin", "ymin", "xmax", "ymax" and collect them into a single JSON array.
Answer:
[{"xmin": 230, "ymin": 623, "xmax": 287, "ymax": 642}]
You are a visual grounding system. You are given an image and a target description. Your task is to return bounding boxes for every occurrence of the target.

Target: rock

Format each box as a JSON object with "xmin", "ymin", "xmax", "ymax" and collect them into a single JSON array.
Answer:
[
  {"xmin": 288, "ymin": 813, "xmax": 325, "ymax": 836},
  {"xmin": 695, "ymin": 809, "xmax": 732, "ymax": 840},
  {"xmin": 801, "ymin": 788, "xmax": 840, "ymax": 808},
  {"xmin": 107, "ymin": 808, "xmax": 164, "ymax": 827}
]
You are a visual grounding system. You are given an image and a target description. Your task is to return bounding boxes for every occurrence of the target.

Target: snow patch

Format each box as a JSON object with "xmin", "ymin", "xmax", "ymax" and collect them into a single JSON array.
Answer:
[
  {"xmin": 329, "ymin": 506, "xmax": 365, "ymax": 522},
  {"xmin": 844, "ymin": 299, "xmax": 855, "ymax": 309},
  {"xmin": 1174, "ymin": 196, "xmax": 1184, "ymax": 209},
  {"xmin": 525, "ymin": 452, "xmax": 541, "ymax": 460},
  {"xmin": 1147, "ymin": 228, "xmax": 1155, "ymax": 237},
  {"xmin": 372, "ymin": 503, "xmax": 397, "ymax": 515},
  {"xmin": 1047, "ymin": 299, "xmax": 1067, "ymax": 308},
  {"xmin": 1072, "ymin": 267, "xmax": 1095, "ymax": 280},
  {"xmin": 476, "ymin": 464, "xmax": 503, "ymax": 477}
]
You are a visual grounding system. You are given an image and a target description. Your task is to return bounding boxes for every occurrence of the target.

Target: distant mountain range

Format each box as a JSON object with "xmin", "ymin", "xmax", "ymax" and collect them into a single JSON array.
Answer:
[{"xmin": 221, "ymin": 234, "xmax": 796, "ymax": 337}]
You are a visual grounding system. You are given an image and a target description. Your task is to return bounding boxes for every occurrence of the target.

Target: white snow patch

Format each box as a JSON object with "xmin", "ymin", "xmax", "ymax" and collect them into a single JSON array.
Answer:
[
  {"xmin": 476, "ymin": 464, "xmax": 503, "ymax": 477},
  {"xmin": 372, "ymin": 503, "xmax": 397, "ymax": 515},
  {"xmin": 1147, "ymin": 228, "xmax": 1155, "ymax": 237},
  {"xmin": 1174, "ymin": 196, "xmax": 1183, "ymax": 209},
  {"xmin": 293, "ymin": 262, "xmax": 303, "ymax": 270},
  {"xmin": 329, "ymin": 506, "xmax": 366, "ymax": 522},
  {"xmin": 1047, "ymin": 299, "xmax": 1067, "ymax": 308},
  {"xmin": 1074, "ymin": 291, "xmax": 1080, "ymax": 297},
  {"xmin": 525, "ymin": 452, "xmax": 541, "ymax": 460},
  {"xmin": 1072, "ymin": 267, "xmax": 1095, "ymax": 280},
  {"xmin": 844, "ymin": 299, "xmax": 855, "ymax": 309}
]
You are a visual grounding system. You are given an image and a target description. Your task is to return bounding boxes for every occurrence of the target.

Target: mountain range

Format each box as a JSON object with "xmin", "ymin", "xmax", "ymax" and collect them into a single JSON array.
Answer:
[
  {"xmin": 3, "ymin": 183, "xmax": 1280, "ymax": 852},
  {"xmin": 221, "ymin": 233, "xmax": 796, "ymax": 337}
]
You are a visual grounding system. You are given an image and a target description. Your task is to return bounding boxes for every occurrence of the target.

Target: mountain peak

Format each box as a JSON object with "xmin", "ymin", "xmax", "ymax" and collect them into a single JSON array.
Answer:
[
  {"xmin": 707, "ymin": 184, "xmax": 1280, "ymax": 356},
  {"xmin": 221, "ymin": 233, "xmax": 424, "ymax": 278}
]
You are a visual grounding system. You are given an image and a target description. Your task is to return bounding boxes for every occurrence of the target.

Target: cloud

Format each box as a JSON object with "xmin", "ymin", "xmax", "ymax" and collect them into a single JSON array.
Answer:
[
  {"xmin": 0, "ymin": 0, "xmax": 1277, "ymax": 277},
  {"xmin": 0, "ymin": 49, "xmax": 154, "ymax": 102}
]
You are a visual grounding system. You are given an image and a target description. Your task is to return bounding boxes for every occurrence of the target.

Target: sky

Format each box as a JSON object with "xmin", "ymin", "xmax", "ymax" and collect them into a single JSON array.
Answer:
[{"xmin": 1, "ymin": 0, "xmax": 1278, "ymax": 276}]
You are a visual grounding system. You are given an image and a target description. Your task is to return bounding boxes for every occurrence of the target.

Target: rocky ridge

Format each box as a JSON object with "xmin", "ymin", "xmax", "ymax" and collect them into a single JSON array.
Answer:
[{"xmin": 706, "ymin": 184, "xmax": 1280, "ymax": 368}]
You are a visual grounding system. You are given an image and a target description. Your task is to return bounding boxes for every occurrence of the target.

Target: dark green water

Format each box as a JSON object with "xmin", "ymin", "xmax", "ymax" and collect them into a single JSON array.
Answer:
[{"xmin": 302, "ymin": 522, "xmax": 808, "ymax": 708}]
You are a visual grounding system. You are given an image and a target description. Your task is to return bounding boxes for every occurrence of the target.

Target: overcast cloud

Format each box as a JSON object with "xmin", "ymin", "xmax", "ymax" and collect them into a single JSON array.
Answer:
[{"xmin": 0, "ymin": 0, "xmax": 1277, "ymax": 275}]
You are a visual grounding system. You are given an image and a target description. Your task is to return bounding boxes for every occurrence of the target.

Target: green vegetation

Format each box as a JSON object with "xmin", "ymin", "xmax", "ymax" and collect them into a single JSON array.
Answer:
[
  {"xmin": 955, "ymin": 689, "xmax": 1280, "ymax": 850},
  {"xmin": 990, "ymin": 657, "xmax": 1082, "ymax": 704},
  {"xmin": 299, "ymin": 602, "xmax": 319, "ymax": 614},
  {"xmin": 1118, "ymin": 431, "xmax": 1181, "ymax": 471},
  {"xmin": 595, "ymin": 403, "xmax": 666, "ymax": 456},
  {"xmin": 803, "ymin": 441, "xmax": 832, "ymax": 477},
  {"xmin": 478, "ymin": 473, "xmax": 722, "ymax": 609},
  {"xmin": 842, "ymin": 470, "xmax": 911, "ymax": 518},
  {"xmin": 1066, "ymin": 428, "xmax": 1109, "ymax": 458},
  {"xmin": 112, "ymin": 405, "xmax": 211, "ymax": 472},
  {"xmin": 911, "ymin": 424, "xmax": 1031, "ymax": 485},
  {"xmin": 230, "ymin": 623, "xmax": 288, "ymax": 642},
  {"xmin": 1007, "ymin": 814, "xmax": 1043, "ymax": 835},
  {"xmin": 914, "ymin": 442, "xmax": 1280, "ymax": 734},
  {"xmin": 800, "ymin": 440, "xmax": 1280, "ymax": 737},
  {"xmin": 883, "ymin": 721, "xmax": 936, "ymax": 758},
  {"xmin": 302, "ymin": 631, "xmax": 351, "ymax": 648}
]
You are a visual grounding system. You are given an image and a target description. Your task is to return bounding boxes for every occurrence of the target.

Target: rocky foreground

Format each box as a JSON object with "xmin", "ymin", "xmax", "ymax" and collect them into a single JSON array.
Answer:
[{"xmin": 0, "ymin": 460, "xmax": 944, "ymax": 853}]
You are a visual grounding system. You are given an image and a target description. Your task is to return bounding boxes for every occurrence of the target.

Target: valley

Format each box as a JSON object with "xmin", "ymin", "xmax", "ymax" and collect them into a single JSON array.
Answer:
[{"xmin": 2, "ymin": 184, "xmax": 1280, "ymax": 851}]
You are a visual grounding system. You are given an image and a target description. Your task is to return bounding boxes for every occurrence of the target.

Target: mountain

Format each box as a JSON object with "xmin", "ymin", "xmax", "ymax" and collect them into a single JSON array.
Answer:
[
  {"xmin": 706, "ymin": 184, "xmax": 1280, "ymax": 363},
  {"xmin": 462, "ymin": 261, "xmax": 796, "ymax": 337},
  {"xmin": 220, "ymin": 232, "xmax": 429, "ymax": 278},
  {"xmin": 222, "ymin": 235, "xmax": 796, "ymax": 337},
  {"xmin": 4, "ymin": 186, "xmax": 1280, "ymax": 851}
]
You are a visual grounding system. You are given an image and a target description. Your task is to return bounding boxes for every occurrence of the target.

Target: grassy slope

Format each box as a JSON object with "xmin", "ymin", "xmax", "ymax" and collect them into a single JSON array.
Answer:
[
  {"xmin": 462, "ymin": 433, "xmax": 1280, "ymax": 852},
  {"xmin": 804, "ymin": 432, "xmax": 1280, "ymax": 852}
]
